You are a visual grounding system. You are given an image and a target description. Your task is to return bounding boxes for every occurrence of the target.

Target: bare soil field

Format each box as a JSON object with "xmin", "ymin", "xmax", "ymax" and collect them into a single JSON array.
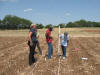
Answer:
[
  {"xmin": 0, "ymin": 28, "xmax": 100, "ymax": 75},
  {"xmin": 84, "ymin": 30, "xmax": 100, "ymax": 33}
]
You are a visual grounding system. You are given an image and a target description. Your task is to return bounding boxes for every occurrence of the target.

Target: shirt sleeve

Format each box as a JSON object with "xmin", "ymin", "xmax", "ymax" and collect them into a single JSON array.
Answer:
[{"xmin": 30, "ymin": 29, "xmax": 35, "ymax": 33}]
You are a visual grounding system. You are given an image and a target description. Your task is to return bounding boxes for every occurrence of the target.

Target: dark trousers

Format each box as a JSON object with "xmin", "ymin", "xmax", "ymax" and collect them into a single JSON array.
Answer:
[
  {"xmin": 37, "ymin": 40, "xmax": 42, "ymax": 54},
  {"xmin": 48, "ymin": 43, "xmax": 53, "ymax": 59},
  {"xmin": 28, "ymin": 41, "xmax": 37, "ymax": 66},
  {"xmin": 61, "ymin": 45, "xmax": 67, "ymax": 57}
]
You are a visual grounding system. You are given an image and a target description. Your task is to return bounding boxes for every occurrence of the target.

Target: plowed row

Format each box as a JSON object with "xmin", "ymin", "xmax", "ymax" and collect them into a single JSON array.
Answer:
[{"xmin": 0, "ymin": 37, "xmax": 100, "ymax": 75}]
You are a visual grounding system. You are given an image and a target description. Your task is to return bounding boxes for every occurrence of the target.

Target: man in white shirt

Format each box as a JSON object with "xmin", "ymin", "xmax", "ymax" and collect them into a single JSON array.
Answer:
[{"xmin": 60, "ymin": 32, "xmax": 69, "ymax": 59}]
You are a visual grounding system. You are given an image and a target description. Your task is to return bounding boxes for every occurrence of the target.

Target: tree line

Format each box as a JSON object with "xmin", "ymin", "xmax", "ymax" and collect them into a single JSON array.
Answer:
[
  {"xmin": 0, "ymin": 15, "xmax": 32, "ymax": 29},
  {"xmin": 0, "ymin": 15, "xmax": 100, "ymax": 29}
]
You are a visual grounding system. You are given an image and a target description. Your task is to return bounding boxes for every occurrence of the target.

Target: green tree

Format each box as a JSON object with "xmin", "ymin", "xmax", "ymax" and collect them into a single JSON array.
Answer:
[
  {"xmin": 58, "ymin": 23, "xmax": 65, "ymax": 28},
  {"xmin": 36, "ymin": 24, "xmax": 44, "ymax": 29},
  {"xmin": 66, "ymin": 22, "xmax": 76, "ymax": 27},
  {"xmin": 0, "ymin": 19, "xmax": 3, "ymax": 29},
  {"xmin": 2, "ymin": 15, "xmax": 32, "ymax": 29},
  {"xmin": 0, "ymin": 19, "xmax": 1, "ymax": 24},
  {"xmin": 45, "ymin": 24, "xmax": 53, "ymax": 28},
  {"xmin": 53, "ymin": 25, "xmax": 58, "ymax": 28},
  {"xmin": 75, "ymin": 19, "xmax": 87, "ymax": 27},
  {"xmin": 87, "ymin": 21, "xmax": 92, "ymax": 27},
  {"xmin": 92, "ymin": 22, "xmax": 100, "ymax": 27}
]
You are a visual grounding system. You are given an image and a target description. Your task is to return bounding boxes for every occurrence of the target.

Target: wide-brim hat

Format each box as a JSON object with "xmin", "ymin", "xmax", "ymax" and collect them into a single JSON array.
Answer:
[{"xmin": 30, "ymin": 24, "xmax": 36, "ymax": 28}]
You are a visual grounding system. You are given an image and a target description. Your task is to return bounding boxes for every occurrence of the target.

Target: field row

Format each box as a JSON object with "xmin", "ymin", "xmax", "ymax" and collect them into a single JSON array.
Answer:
[{"xmin": 0, "ymin": 37, "xmax": 100, "ymax": 75}]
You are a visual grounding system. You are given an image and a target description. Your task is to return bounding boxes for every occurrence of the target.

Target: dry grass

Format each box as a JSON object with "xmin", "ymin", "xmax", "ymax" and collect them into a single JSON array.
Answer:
[{"xmin": 0, "ymin": 28, "xmax": 100, "ymax": 37}]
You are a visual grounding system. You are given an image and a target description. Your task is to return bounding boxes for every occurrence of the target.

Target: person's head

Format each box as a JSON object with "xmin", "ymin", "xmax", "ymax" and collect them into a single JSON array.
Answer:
[
  {"xmin": 49, "ymin": 26, "xmax": 53, "ymax": 31},
  {"xmin": 30, "ymin": 24, "xmax": 37, "ymax": 29},
  {"xmin": 64, "ymin": 32, "xmax": 68, "ymax": 36}
]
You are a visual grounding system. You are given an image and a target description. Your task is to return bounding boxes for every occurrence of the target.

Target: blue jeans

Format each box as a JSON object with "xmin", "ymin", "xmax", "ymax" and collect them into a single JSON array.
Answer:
[
  {"xmin": 28, "ymin": 41, "xmax": 37, "ymax": 66},
  {"xmin": 48, "ymin": 43, "xmax": 53, "ymax": 59},
  {"xmin": 61, "ymin": 45, "xmax": 67, "ymax": 57}
]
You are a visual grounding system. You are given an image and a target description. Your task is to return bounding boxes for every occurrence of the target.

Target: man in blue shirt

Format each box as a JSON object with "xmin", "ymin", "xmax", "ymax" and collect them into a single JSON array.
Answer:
[{"xmin": 60, "ymin": 32, "xmax": 69, "ymax": 59}]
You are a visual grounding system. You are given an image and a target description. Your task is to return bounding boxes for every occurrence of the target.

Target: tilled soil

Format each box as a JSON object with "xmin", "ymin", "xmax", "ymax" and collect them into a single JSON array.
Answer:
[{"xmin": 0, "ymin": 37, "xmax": 100, "ymax": 75}]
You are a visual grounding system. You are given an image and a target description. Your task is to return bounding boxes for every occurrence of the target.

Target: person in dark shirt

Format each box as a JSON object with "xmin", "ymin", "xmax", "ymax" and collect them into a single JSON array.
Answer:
[{"xmin": 28, "ymin": 24, "xmax": 37, "ymax": 65}]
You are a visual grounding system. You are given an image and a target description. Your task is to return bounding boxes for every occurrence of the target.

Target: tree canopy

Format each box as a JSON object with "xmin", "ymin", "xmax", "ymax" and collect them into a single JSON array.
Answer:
[
  {"xmin": 66, "ymin": 19, "xmax": 100, "ymax": 27},
  {"xmin": 0, "ymin": 15, "xmax": 32, "ymax": 29},
  {"xmin": 0, "ymin": 15, "xmax": 100, "ymax": 30},
  {"xmin": 36, "ymin": 24, "xmax": 44, "ymax": 29}
]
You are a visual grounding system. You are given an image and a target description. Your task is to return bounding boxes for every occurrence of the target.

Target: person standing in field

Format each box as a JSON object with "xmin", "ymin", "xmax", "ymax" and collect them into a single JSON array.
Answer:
[
  {"xmin": 28, "ymin": 24, "xmax": 37, "ymax": 65},
  {"xmin": 60, "ymin": 32, "xmax": 69, "ymax": 59},
  {"xmin": 45, "ymin": 26, "xmax": 53, "ymax": 59},
  {"xmin": 36, "ymin": 29, "xmax": 42, "ymax": 55}
]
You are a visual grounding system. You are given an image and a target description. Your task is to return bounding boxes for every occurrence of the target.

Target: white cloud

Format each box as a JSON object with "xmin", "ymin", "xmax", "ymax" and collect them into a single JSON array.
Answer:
[
  {"xmin": 24, "ymin": 8, "xmax": 32, "ymax": 12},
  {"xmin": 65, "ymin": 13, "xmax": 71, "ymax": 16},
  {"xmin": 0, "ymin": 0, "xmax": 18, "ymax": 2}
]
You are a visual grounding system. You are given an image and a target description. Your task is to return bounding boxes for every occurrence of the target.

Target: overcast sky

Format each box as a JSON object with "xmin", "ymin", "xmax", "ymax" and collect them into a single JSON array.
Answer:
[{"xmin": 0, "ymin": 0, "xmax": 100, "ymax": 25}]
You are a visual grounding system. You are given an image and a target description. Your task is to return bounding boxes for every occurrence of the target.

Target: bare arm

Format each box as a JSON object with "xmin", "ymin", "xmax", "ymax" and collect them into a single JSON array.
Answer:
[{"xmin": 29, "ymin": 32, "xmax": 33, "ymax": 46}]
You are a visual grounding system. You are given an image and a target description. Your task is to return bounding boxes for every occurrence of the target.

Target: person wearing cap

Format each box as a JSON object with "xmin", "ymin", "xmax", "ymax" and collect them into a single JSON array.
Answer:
[
  {"xmin": 60, "ymin": 32, "xmax": 69, "ymax": 59},
  {"xmin": 45, "ymin": 26, "xmax": 53, "ymax": 59},
  {"xmin": 28, "ymin": 24, "xmax": 37, "ymax": 65}
]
